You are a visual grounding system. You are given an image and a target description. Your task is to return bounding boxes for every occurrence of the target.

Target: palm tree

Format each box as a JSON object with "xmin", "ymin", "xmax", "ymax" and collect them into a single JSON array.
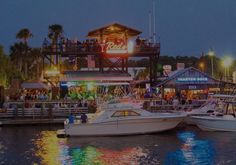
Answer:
[
  {"xmin": 48, "ymin": 24, "xmax": 63, "ymax": 43},
  {"xmin": 0, "ymin": 45, "xmax": 9, "ymax": 86},
  {"xmin": 16, "ymin": 28, "xmax": 33, "ymax": 44},
  {"xmin": 48, "ymin": 24, "xmax": 63, "ymax": 66},
  {"xmin": 9, "ymin": 42, "xmax": 27, "ymax": 74},
  {"xmin": 28, "ymin": 48, "xmax": 43, "ymax": 80},
  {"xmin": 15, "ymin": 28, "xmax": 33, "ymax": 78}
]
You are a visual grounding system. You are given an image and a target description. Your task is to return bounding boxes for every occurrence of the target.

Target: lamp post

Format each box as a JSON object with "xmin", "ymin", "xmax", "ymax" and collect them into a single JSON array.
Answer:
[
  {"xmin": 222, "ymin": 56, "xmax": 233, "ymax": 81},
  {"xmin": 208, "ymin": 50, "xmax": 215, "ymax": 77},
  {"xmin": 199, "ymin": 62, "xmax": 205, "ymax": 72}
]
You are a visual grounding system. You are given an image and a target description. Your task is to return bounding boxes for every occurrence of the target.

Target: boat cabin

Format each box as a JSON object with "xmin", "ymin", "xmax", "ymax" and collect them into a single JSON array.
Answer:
[{"xmin": 111, "ymin": 110, "xmax": 141, "ymax": 117}]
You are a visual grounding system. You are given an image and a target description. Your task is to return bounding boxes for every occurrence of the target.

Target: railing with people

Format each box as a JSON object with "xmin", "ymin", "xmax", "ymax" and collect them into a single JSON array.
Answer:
[
  {"xmin": 0, "ymin": 101, "xmax": 90, "ymax": 119},
  {"xmin": 141, "ymin": 99, "xmax": 207, "ymax": 112},
  {"xmin": 0, "ymin": 98, "xmax": 207, "ymax": 119},
  {"xmin": 42, "ymin": 39, "xmax": 160, "ymax": 55}
]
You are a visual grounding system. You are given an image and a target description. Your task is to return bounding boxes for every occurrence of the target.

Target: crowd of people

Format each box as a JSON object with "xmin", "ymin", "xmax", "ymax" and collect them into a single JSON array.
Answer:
[
  {"xmin": 0, "ymin": 85, "xmax": 210, "ymax": 115},
  {"xmin": 42, "ymin": 36, "xmax": 157, "ymax": 54},
  {"xmin": 2, "ymin": 89, "xmax": 97, "ymax": 112},
  {"xmin": 43, "ymin": 37, "xmax": 102, "ymax": 53},
  {"xmin": 7, "ymin": 90, "xmax": 51, "ymax": 102},
  {"xmin": 132, "ymin": 88, "xmax": 209, "ymax": 111}
]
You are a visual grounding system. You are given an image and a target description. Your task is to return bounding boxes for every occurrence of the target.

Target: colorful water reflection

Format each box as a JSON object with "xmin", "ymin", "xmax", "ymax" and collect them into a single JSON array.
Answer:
[
  {"xmin": 0, "ymin": 142, "xmax": 6, "ymax": 164},
  {"xmin": 164, "ymin": 131, "xmax": 215, "ymax": 165},
  {"xmin": 34, "ymin": 131, "xmax": 147, "ymax": 165}
]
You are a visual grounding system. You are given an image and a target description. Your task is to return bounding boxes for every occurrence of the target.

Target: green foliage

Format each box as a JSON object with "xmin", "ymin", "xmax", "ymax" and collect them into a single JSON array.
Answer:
[
  {"xmin": 16, "ymin": 28, "xmax": 33, "ymax": 44},
  {"xmin": 48, "ymin": 24, "xmax": 63, "ymax": 43},
  {"xmin": 0, "ymin": 46, "xmax": 11, "ymax": 87}
]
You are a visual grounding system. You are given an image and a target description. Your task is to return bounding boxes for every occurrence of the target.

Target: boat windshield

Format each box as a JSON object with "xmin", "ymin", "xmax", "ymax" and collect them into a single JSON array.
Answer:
[{"xmin": 111, "ymin": 110, "xmax": 141, "ymax": 117}]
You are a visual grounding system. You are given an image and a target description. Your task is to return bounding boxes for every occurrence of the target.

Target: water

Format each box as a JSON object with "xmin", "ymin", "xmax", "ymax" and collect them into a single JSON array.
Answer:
[{"xmin": 0, "ymin": 125, "xmax": 236, "ymax": 165}]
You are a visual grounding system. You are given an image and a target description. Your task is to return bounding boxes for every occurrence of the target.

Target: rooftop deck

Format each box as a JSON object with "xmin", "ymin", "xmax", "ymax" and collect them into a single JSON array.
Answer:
[{"xmin": 42, "ymin": 42, "xmax": 160, "ymax": 57}]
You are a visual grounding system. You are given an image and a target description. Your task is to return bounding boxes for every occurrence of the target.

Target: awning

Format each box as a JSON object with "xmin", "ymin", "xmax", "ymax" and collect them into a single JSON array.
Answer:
[
  {"xmin": 60, "ymin": 76, "xmax": 133, "ymax": 81},
  {"xmin": 21, "ymin": 82, "xmax": 49, "ymax": 90},
  {"xmin": 60, "ymin": 71, "xmax": 133, "ymax": 82},
  {"xmin": 96, "ymin": 82, "xmax": 130, "ymax": 86}
]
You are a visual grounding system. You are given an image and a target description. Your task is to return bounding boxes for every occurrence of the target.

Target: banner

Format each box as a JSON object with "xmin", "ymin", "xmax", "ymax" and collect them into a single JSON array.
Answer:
[{"xmin": 87, "ymin": 55, "xmax": 95, "ymax": 68}]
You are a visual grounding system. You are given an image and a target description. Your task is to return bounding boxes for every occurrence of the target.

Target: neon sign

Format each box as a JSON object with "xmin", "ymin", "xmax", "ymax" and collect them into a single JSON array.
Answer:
[
  {"xmin": 105, "ymin": 41, "xmax": 127, "ymax": 54},
  {"xmin": 104, "ymin": 40, "xmax": 134, "ymax": 54},
  {"xmin": 177, "ymin": 77, "xmax": 208, "ymax": 82}
]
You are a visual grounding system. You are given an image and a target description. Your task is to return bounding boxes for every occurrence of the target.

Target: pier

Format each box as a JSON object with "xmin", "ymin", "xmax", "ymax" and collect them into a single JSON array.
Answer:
[
  {"xmin": 0, "ymin": 101, "xmax": 88, "ymax": 125},
  {"xmin": 0, "ymin": 99, "xmax": 207, "ymax": 125}
]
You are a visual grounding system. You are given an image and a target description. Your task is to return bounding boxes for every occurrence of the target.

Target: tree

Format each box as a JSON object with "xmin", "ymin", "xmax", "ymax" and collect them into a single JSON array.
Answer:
[
  {"xmin": 48, "ymin": 24, "xmax": 64, "ymax": 66},
  {"xmin": 27, "ymin": 48, "xmax": 43, "ymax": 80},
  {"xmin": 9, "ymin": 42, "xmax": 27, "ymax": 74},
  {"xmin": 48, "ymin": 24, "xmax": 63, "ymax": 43},
  {"xmin": 14, "ymin": 28, "xmax": 33, "ymax": 78},
  {"xmin": 16, "ymin": 28, "xmax": 33, "ymax": 44},
  {"xmin": 0, "ymin": 45, "xmax": 11, "ymax": 87}
]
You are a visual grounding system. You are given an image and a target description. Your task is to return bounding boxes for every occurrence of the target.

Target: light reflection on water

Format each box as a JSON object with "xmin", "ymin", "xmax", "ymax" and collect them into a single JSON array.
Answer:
[
  {"xmin": 0, "ymin": 142, "xmax": 4, "ymax": 164},
  {"xmin": 34, "ymin": 131, "xmax": 147, "ymax": 165},
  {"xmin": 34, "ymin": 131, "xmax": 67, "ymax": 165},
  {"xmin": 164, "ymin": 131, "xmax": 215, "ymax": 165},
  {"xmin": 1, "ymin": 126, "xmax": 236, "ymax": 164}
]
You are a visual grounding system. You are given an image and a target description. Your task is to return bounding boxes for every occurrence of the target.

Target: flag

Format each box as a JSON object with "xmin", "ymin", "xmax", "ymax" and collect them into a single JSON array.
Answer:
[{"xmin": 87, "ymin": 55, "xmax": 95, "ymax": 68}]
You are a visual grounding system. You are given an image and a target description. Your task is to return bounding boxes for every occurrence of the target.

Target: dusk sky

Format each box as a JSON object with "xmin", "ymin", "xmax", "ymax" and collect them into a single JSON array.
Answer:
[{"xmin": 0, "ymin": 0, "xmax": 236, "ymax": 57}]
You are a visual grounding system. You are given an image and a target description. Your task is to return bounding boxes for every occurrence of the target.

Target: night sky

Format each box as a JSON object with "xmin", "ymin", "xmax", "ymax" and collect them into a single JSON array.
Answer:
[{"xmin": 0, "ymin": 0, "xmax": 236, "ymax": 57}]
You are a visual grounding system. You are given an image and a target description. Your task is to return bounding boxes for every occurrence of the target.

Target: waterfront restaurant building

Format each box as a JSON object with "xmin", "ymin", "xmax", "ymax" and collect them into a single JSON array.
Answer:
[
  {"xmin": 42, "ymin": 23, "xmax": 160, "ymax": 99},
  {"xmin": 156, "ymin": 67, "xmax": 221, "ymax": 99}
]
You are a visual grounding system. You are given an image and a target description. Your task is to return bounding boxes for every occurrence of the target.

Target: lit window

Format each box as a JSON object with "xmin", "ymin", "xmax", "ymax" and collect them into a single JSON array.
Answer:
[{"xmin": 112, "ymin": 110, "xmax": 140, "ymax": 117}]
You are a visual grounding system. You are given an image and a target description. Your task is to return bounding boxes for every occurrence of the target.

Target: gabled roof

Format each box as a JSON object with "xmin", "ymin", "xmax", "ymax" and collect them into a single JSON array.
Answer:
[
  {"xmin": 87, "ymin": 23, "xmax": 142, "ymax": 38},
  {"xmin": 21, "ymin": 82, "xmax": 49, "ymax": 89},
  {"xmin": 157, "ymin": 67, "xmax": 221, "ymax": 87}
]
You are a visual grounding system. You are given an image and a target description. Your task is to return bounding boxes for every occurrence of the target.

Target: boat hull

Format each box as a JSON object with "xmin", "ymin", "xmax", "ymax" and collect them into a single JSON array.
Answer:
[
  {"xmin": 64, "ymin": 117, "xmax": 185, "ymax": 136},
  {"xmin": 185, "ymin": 114, "xmax": 212, "ymax": 125},
  {"xmin": 191, "ymin": 116, "xmax": 236, "ymax": 132}
]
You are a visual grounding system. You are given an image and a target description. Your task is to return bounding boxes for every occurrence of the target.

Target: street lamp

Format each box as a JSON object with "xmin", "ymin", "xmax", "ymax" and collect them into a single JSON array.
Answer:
[
  {"xmin": 199, "ymin": 62, "xmax": 205, "ymax": 72},
  {"xmin": 222, "ymin": 56, "xmax": 233, "ymax": 81},
  {"xmin": 208, "ymin": 50, "xmax": 215, "ymax": 77}
]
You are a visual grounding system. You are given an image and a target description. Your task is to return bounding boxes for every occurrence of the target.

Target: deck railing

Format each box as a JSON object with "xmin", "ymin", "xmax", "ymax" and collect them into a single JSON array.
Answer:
[
  {"xmin": 42, "ymin": 43, "xmax": 160, "ymax": 55},
  {"xmin": 0, "ymin": 101, "xmax": 89, "ymax": 119},
  {"xmin": 0, "ymin": 99, "xmax": 207, "ymax": 118}
]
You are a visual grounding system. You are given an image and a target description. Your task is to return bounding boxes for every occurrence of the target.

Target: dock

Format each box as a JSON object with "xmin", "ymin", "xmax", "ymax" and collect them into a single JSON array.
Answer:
[{"xmin": 0, "ymin": 118, "xmax": 65, "ymax": 126}]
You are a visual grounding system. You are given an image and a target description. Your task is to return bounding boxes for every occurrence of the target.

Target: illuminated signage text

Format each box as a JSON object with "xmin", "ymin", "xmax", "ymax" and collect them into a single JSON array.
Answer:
[{"xmin": 177, "ymin": 77, "xmax": 208, "ymax": 82}]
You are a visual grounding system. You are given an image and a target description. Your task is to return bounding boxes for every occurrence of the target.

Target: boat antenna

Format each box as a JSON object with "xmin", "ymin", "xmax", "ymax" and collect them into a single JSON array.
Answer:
[
  {"xmin": 149, "ymin": 10, "xmax": 152, "ymax": 43},
  {"xmin": 152, "ymin": 0, "xmax": 156, "ymax": 43}
]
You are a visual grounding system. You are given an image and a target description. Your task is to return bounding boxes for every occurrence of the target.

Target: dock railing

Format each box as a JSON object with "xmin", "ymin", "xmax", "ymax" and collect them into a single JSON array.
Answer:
[
  {"xmin": 0, "ymin": 101, "xmax": 89, "ymax": 119},
  {"xmin": 140, "ymin": 99, "xmax": 207, "ymax": 112},
  {"xmin": 0, "ymin": 99, "xmax": 207, "ymax": 119}
]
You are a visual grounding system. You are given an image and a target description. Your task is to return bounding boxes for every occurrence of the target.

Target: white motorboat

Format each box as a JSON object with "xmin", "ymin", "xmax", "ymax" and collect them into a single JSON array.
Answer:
[
  {"xmin": 191, "ymin": 100, "xmax": 236, "ymax": 132},
  {"xmin": 185, "ymin": 99, "xmax": 223, "ymax": 125},
  {"xmin": 59, "ymin": 102, "xmax": 186, "ymax": 137},
  {"xmin": 190, "ymin": 115, "xmax": 236, "ymax": 131}
]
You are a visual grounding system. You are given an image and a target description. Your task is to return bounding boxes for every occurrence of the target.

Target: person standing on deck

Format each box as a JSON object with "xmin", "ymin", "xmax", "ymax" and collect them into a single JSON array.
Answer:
[
  {"xmin": 68, "ymin": 113, "xmax": 74, "ymax": 124},
  {"xmin": 81, "ymin": 113, "xmax": 88, "ymax": 123}
]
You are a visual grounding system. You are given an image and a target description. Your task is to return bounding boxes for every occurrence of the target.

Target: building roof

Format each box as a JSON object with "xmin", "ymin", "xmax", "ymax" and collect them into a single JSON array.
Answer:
[
  {"xmin": 156, "ymin": 67, "xmax": 221, "ymax": 87},
  {"xmin": 21, "ymin": 82, "xmax": 49, "ymax": 90},
  {"xmin": 87, "ymin": 23, "xmax": 142, "ymax": 39},
  {"xmin": 60, "ymin": 71, "xmax": 133, "ymax": 82}
]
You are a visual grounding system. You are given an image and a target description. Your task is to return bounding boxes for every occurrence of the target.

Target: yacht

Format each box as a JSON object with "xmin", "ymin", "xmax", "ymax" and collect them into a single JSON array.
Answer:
[
  {"xmin": 58, "ymin": 102, "xmax": 186, "ymax": 137},
  {"xmin": 185, "ymin": 99, "xmax": 223, "ymax": 125},
  {"xmin": 191, "ymin": 99, "xmax": 236, "ymax": 132}
]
